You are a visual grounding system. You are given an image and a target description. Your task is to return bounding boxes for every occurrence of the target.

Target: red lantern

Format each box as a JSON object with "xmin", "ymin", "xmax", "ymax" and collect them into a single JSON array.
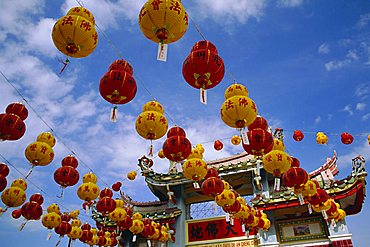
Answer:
[
  {"xmin": 341, "ymin": 132, "xmax": 354, "ymax": 145},
  {"xmin": 30, "ymin": 193, "xmax": 44, "ymax": 204},
  {"xmin": 182, "ymin": 49, "xmax": 225, "ymax": 90},
  {"xmin": 99, "ymin": 70, "xmax": 137, "ymax": 105},
  {"xmin": 100, "ymin": 188, "xmax": 114, "ymax": 198},
  {"xmin": 282, "ymin": 167, "xmax": 308, "ymax": 188},
  {"xmin": 291, "ymin": 157, "xmax": 300, "ymax": 167},
  {"xmin": 5, "ymin": 102, "xmax": 28, "ymax": 121},
  {"xmin": 191, "ymin": 40, "xmax": 218, "ymax": 53},
  {"xmin": 326, "ymin": 200, "xmax": 338, "ymax": 217},
  {"xmin": 12, "ymin": 209, "xmax": 22, "ymax": 219},
  {"xmin": 141, "ymin": 222, "xmax": 155, "ymax": 238},
  {"xmin": 108, "ymin": 59, "xmax": 133, "ymax": 75},
  {"xmin": 61, "ymin": 155, "xmax": 79, "ymax": 169},
  {"xmin": 308, "ymin": 188, "xmax": 329, "ymax": 206},
  {"xmin": 248, "ymin": 116, "xmax": 268, "ymax": 131},
  {"xmin": 204, "ymin": 167, "xmax": 219, "ymax": 179},
  {"xmin": 201, "ymin": 177, "xmax": 224, "ymax": 197},
  {"xmin": 242, "ymin": 128, "xmax": 274, "ymax": 156},
  {"xmin": 55, "ymin": 221, "xmax": 72, "ymax": 236},
  {"xmin": 54, "ymin": 166, "xmax": 79, "ymax": 187},
  {"xmin": 96, "ymin": 197, "xmax": 116, "ymax": 216},
  {"xmin": 0, "ymin": 175, "xmax": 7, "ymax": 192},
  {"xmin": 222, "ymin": 200, "xmax": 241, "ymax": 214},
  {"xmin": 118, "ymin": 215, "xmax": 133, "ymax": 230},
  {"xmin": 214, "ymin": 140, "xmax": 223, "ymax": 151},
  {"xmin": 162, "ymin": 136, "xmax": 192, "ymax": 162},
  {"xmin": 112, "ymin": 182, "xmax": 122, "ymax": 192},
  {"xmin": 97, "ymin": 236, "xmax": 107, "ymax": 246},
  {"xmin": 167, "ymin": 126, "xmax": 186, "ymax": 138},
  {"xmin": 21, "ymin": 201, "xmax": 43, "ymax": 220},
  {"xmin": 0, "ymin": 163, "xmax": 10, "ymax": 176},
  {"xmin": 0, "ymin": 113, "xmax": 26, "ymax": 141},
  {"xmin": 79, "ymin": 223, "xmax": 93, "ymax": 243},
  {"xmin": 293, "ymin": 130, "xmax": 304, "ymax": 142}
]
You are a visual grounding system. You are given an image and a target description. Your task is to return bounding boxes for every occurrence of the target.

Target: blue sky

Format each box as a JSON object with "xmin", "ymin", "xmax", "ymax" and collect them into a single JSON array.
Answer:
[{"xmin": 0, "ymin": 0, "xmax": 369, "ymax": 246}]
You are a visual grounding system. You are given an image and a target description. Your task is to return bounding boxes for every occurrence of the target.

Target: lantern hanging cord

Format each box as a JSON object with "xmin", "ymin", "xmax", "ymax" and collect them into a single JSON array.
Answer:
[
  {"xmin": 0, "ymin": 153, "xmax": 93, "ymax": 220},
  {"xmin": 0, "ymin": 70, "xmax": 110, "ymax": 189}
]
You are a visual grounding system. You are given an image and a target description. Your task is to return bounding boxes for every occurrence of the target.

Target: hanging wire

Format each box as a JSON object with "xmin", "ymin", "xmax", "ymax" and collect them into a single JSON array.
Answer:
[{"xmin": 0, "ymin": 71, "xmax": 110, "ymax": 188}]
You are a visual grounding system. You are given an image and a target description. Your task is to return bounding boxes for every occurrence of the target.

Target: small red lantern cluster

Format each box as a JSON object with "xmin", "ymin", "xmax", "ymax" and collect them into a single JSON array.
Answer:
[
  {"xmin": 55, "ymin": 213, "xmax": 72, "ymax": 239},
  {"xmin": 162, "ymin": 126, "xmax": 192, "ymax": 162},
  {"xmin": 242, "ymin": 116, "xmax": 274, "ymax": 156},
  {"xmin": 0, "ymin": 163, "xmax": 10, "ymax": 192},
  {"xmin": 0, "ymin": 102, "xmax": 28, "ymax": 141},
  {"xmin": 99, "ymin": 59, "xmax": 137, "ymax": 121},
  {"xmin": 18, "ymin": 193, "xmax": 44, "ymax": 230},
  {"xmin": 341, "ymin": 132, "xmax": 354, "ymax": 145},
  {"xmin": 182, "ymin": 40, "xmax": 225, "ymax": 103},
  {"xmin": 293, "ymin": 130, "xmax": 304, "ymax": 142},
  {"xmin": 54, "ymin": 155, "xmax": 79, "ymax": 193}
]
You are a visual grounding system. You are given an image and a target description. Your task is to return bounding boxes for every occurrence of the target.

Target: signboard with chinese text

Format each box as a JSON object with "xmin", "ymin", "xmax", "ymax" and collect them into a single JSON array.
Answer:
[{"xmin": 186, "ymin": 216, "xmax": 257, "ymax": 246}]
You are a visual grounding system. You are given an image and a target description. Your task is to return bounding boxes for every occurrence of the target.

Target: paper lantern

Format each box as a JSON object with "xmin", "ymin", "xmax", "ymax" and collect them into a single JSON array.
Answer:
[
  {"xmin": 127, "ymin": 171, "xmax": 137, "ymax": 180},
  {"xmin": 52, "ymin": 7, "xmax": 98, "ymax": 58},
  {"xmin": 316, "ymin": 132, "xmax": 328, "ymax": 144},
  {"xmin": 129, "ymin": 219, "xmax": 145, "ymax": 235},
  {"xmin": 1, "ymin": 178, "xmax": 27, "ymax": 208},
  {"xmin": 21, "ymin": 194, "xmax": 44, "ymax": 221},
  {"xmin": 108, "ymin": 59, "xmax": 133, "ymax": 75},
  {"xmin": 42, "ymin": 209, "xmax": 62, "ymax": 230},
  {"xmin": 262, "ymin": 150, "xmax": 292, "ymax": 177},
  {"xmin": 55, "ymin": 220, "xmax": 72, "ymax": 237},
  {"xmin": 37, "ymin": 132, "xmax": 56, "ymax": 147},
  {"xmin": 96, "ymin": 188, "xmax": 116, "ymax": 216},
  {"xmin": 136, "ymin": 101, "xmax": 168, "ymax": 140},
  {"xmin": 272, "ymin": 139, "xmax": 285, "ymax": 151},
  {"xmin": 139, "ymin": 0, "xmax": 188, "ymax": 44},
  {"xmin": 215, "ymin": 189, "xmax": 236, "ymax": 207},
  {"xmin": 182, "ymin": 48, "xmax": 225, "ymax": 90},
  {"xmin": 222, "ymin": 200, "xmax": 241, "ymax": 214},
  {"xmin": 221, "ymin": 93, "xmax": 257, "ymax": 129},
  {"xmin": 162, "ymin": 127, "xmax": 192, "ymax": 162},
  {"xmin": 191, "ymin": 40, "xmax": 218, "ymax": 53},
  {"xmin": 201, "ymin": 177, "xmax": 224, "ymax": 197},
  {"xmin": 224, "ymin": 84, "xmax": 248, "ymax": 99},
  {"xmin": 295, "ymin": 179, "xmax": 317, "ymax": 197},
  {"xmin": 242, "ymin": 128, "xmax": 274, "ymax": 156},
  {"xmin": 231, "ymin": 135, "xmax": 241, "ymax": 145},
  {"xmin": 54, "ymin": 166, "xmax": 79, "ymax": 188},
  {"xmin": 248, "ymin": 116, "xmax": 268, "ymax": 131},
  {"xmin": 62, "ymin": 155, "xmax": 79, "ymax": 168},
  {"xmin": 5, "ymin": 102, "xmax": 28, "ymax": 120},
  {"xmin": 341, "ymin": 132, "xmax": 354, "ymax": 145},
  {"xmin": 99, "ymin": 68, "xmax": 137, "ymax": 105},
  {"xmin": 182, "ymin": 149, "xmax": 208, "ymax": 181},
  {"xmin": 213, "ymin": 140, "xmax": 223, "ymax": 151},
  {"xmin": 282, "ymin": 167, "xmax": 308, "ymax": 188},
  {"xmin": 233, "ymin": 205, "xmax": 250, "ymax": 221},
  {"xmin": 25, "ymin": 141, "xmax": 54, "ymax": 166},
  {"xmin": 0, "ymin": 113, "xmax": 26, "ymax": 141},
  {"xmin": 204, "ymin": 167, "xmax": 219, "ymax": 179},
  {"xmin": 109, "ymin": 199, "xmax": 127, "ymax": 223},
  {"xmin": 293, "ymin": 130, "xmax": 304, "ymax": 141},
  {"xmin": 77, "ymin": 173, "xmax": 100, "ymax": 203}
]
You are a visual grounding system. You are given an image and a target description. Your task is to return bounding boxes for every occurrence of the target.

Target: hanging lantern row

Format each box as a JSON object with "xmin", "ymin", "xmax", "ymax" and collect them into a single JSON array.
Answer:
[
  {"xmin": 201, "ymin": 168, "xmax": 271, "ymax": 233},
  {"xmin": 0, "ymin": 102, "xmax": 28, "ymax": 141}
]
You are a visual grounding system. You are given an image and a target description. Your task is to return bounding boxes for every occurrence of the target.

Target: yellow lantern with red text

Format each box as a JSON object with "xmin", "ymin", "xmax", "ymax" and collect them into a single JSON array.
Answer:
[
  {"xmin": 1, "ymin": 178, "xmax": 27, "ymax": 209},
  {"xmin": 215, "ymin": 189, "xmax": 236, "ymax": 207},
  {"xmin": 262, "ymin": 150, "xmax": 292, "ymax": 177},
  {"xmin": 25, "ymin": 141, "xmax": 54, "ymax": 166},
  {"xmin": 77, "ymin": 173, "xmax": 100, "ymax": 203},
  {"xmin": 127, "ymin": 171, "xmax": 137, "ymax": 181},
  {"xmin": 182, "ymin": 149, "xmax": 208, "ymax": 181}
]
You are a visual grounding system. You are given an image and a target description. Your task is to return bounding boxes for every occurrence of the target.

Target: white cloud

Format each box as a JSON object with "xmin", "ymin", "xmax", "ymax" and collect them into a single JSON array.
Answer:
[
  {"xmin": 327, "ymin": 114, "xmax": 333, "ymax": 120},
  {"xmin": 318, "ymin": 43, "xmax": 330, "ymax": 54},
  {"xmin": 356, "ymin": 103, "xmax": 366, "ymax": 111},
  {"xmin": 325, "ymin": 50, "xmax": 359, "ymax": 71},
  {"xmin": 357, "ymin": 13, "xmax": 370, "ymax": 28},
  {"xmin": 314, "ymin": 116, "xmax": 321, "ymax": 124},
  {"xmin": 277, "ymin": 0, "xmax": 304, "ymax": 8},
  {"xmin": 191, "ymin": 0, "xmax": 266, "ymax": 25},
  {"xmin": 342, "ymin": 105, "xmax": 353, "ymax": 115},
  {"xmin": 355, "ymin": 82, "xmax": 369, "ymax": 99},
  {"xmin": 362, "ymin": 113, "xmax": 370, "ymax": 121}
]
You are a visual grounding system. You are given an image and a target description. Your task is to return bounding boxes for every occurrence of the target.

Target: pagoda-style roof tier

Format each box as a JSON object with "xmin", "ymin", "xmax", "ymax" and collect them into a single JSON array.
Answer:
[
  {"xmin": 251, "ymin": 166, "xmax": 367, "ymax": 216},
  {"xmin": 140, "ymin": 153, "xmax": 261, "ymax": 204}
]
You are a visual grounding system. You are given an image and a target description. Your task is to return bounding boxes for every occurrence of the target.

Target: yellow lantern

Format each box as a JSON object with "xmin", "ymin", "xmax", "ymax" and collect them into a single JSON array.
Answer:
[
  {"xmin": 233, "ymin": 204, "xmax": 249, "ymax": 220},
  {"xmin": 1, "ymin": 178, "xmax": 27, "ymax": 209},
  {"xmin": 334, "ymin": 209, "xmax": 346, "ymax": 222},
  {"xmin": 37, "ymin": 132, "xmax": 56, "ymax": 147},
  {"xmin": 88, "ymin": 228, "xmax": 99, "ymax": 246},
  {"xmin": 195, "ymin": 143, "xmax": 205, "ymax": 154},
  {"xmin": 250, "ymin": 216, "xmax": 259, "ymax": 227},
  {"xmin": 70, "ymin": 209, "xmax": 79, "ymax": 219},
  {"xmin": 132, "ymin": 212, "xmax": 143, "ymax": 221},
  {"xmin": 231, "ymin": 135, "xmax": 241, "ymax": 145},
  {"xmin": 52, "ymin": 7, "xmax": 98, "ymax": 58},
  {"xmin": 215, "ymin": 189, "xmax": 236, "ymax": 207},
  {"xmin": 68, "ymin": 226, "xmax": 83, "ymax": 239},
  {"xmin": 139, "ymin": 0, "xmax": 188, "ymax": 44},
  {"xmin": 159, "ymin": 225, "xmax": 169, "ymax": 242},
  {"xmin": 262, "ymin": 218, "xmax": 271, "ymax": 231},
  {"xmin": 316, "ymin": 132, "xmax": 328, "ymax": 144},
  {"xmin": 182, "ymin": 156, "xmax": 208, "ymax": 181},
  {"xmin": 295, "ymin": 179, "xmax": 317, "ymax": 197},
  {"xmin": 224, "ymin": 84, "xmax": 249, "ymax": 99},
  {"xmin": 262, "ymin": 150, "xmax": 292, "ymax": 177},
  {"xmin": 25, "ymin": 141, "xmax": 54, "ymax": 166},
  {"xmin": 109, "ymin": 199, "xmax": 127, "ymax": 223},
  {"xmin": 47, "ymin": 203, "xmax": 60, "ymax": 213},
  {"xmin": 220, "ymin": 95, "xmax": 258, "ymax": 129},
  {"xmin": 136, "ymin": 101, "xmax": 168, "ymax": 140},
  {"xmin": 42, "ymin": 212, "xmax": 62, "ymax": 229},
  {"xmin": 127, "ymin": 171, "xmax": 137, "ymax": 181},
  {"xmin": 272, "ymin": 139, "xmax": 285, "ymax": 151},
  {"xmin": 368, "ymin": 134, "xmax": 370, "ymax": 145},
  {"xmin": 77, "ymin": 173, "xmax": 100, "ymax": 202},
  {"xmin": 158, "ymin": 150, "xmax": 165, "ymax": 158},
  {"xmin": 223, "ymin": 180, "xmax": 230, "ymax": 190},
  {"xmin": 129, "ymin": 219, "xmax": 145, "ymax": 235},
  {"xmin": 236, "ymin": 196, "xmax": 246, "ymax": 205}
]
